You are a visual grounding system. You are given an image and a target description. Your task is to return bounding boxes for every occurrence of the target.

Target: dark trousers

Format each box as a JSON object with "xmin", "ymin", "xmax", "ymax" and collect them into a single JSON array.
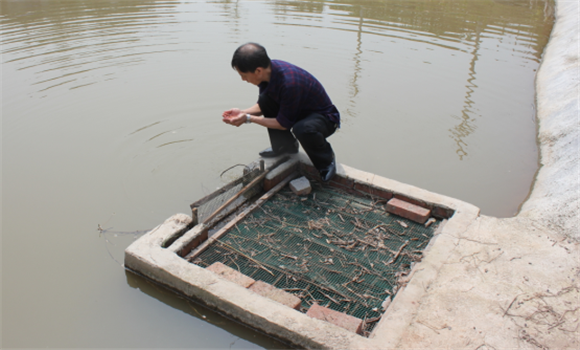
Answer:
[{"xmin": 258, "ymin": 93, "xmax": 337, "ymax": 171}]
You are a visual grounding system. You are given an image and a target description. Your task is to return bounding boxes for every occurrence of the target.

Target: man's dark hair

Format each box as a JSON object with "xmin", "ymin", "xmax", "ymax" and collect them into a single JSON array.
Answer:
[{"xmin": 231, "ymin": 42, "xmax": 271, "ymax": 73}]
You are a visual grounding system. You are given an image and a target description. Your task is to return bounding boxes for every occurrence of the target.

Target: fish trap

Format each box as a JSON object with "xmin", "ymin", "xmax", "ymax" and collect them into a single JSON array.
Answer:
[{"xmin": 186, "ymin": 173, "xmax": 441, "ymax": 336}]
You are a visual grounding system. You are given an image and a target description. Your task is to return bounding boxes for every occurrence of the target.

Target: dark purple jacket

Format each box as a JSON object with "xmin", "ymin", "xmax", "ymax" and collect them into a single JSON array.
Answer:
[{"xmin": 258, "ymin": 60, "xmax": 340, "ymax": 129}]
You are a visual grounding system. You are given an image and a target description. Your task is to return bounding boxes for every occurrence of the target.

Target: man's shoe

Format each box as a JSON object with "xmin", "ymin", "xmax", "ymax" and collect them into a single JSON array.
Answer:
[
  {"xmin": 258, "ymin": 143, "xmax": 299, "ymax": 158},
  {"xmin": 258, "ymin": 147, "xmax": 280, "ymax": 158},
  {"xmin": 319, "ymin": 158, "xmax": 336, "ymax": 183}
]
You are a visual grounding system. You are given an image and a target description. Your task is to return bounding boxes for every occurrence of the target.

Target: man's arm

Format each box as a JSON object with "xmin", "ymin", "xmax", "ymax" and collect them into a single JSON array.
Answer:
[
  {"xmin": 222, "ymin": 104, "xmax": 287, "ymax": 130},
  {"xmin": 248, "ymin": 115, "xmax": 286, "ymax": 130},
  {"xmin": 243, "ymin": 104, "xmax": 262, "ymax": 116}
]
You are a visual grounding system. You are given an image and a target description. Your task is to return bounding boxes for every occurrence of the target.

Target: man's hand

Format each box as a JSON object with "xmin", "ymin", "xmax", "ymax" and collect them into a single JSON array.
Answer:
[{"xmin": 222, "ymin": 108, "xmax": 246, "ymax": 127}]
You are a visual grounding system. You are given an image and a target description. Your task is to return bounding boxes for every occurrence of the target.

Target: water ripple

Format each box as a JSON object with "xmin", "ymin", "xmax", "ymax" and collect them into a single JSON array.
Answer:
[{"xmin": 1, "ymin": 0, "xmax": 186, "ymax": 93}]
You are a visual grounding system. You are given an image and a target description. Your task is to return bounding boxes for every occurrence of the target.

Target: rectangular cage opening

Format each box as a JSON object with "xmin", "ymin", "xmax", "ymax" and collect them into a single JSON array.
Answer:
[{"xmin": 187, "ymin": 180, "xmax": 441, "ymax": 336}]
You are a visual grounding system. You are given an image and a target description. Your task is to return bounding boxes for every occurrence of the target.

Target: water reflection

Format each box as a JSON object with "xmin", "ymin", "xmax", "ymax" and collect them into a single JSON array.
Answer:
[
  {"xmin": 451, "ymin": 28, "xmax": 481, "ymax": 160},
  {"xmin": 261, "ymin": 0, "xmax": 552, "ymax": 60},
  {"xmin": 125, "ymin": 271, "xmax": 288, "ymax": 349},
  {"xmin": 346, "ymin": 8, "xmax": 364, "ymax": 119},
  {"xmin": 257, "ymin": 0, "xmax": 554, "ymax": 158}
]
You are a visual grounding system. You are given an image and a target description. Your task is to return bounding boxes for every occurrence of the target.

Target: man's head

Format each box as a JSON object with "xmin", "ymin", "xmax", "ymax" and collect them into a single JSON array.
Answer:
[
  {"xmin": 231, "ymin": 42, "xmax": 271, "ymax": 72},
  {"xmin": 231, "ymin": 42, "xmax": 271, "ymax": 85}
]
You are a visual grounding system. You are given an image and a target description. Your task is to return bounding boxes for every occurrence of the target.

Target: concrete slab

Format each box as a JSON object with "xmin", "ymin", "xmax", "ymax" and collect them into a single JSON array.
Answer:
[
  {"xmin": 390, "ymin": 216, "xmax": 579, "ymax": 349},
  {"xmin": 125, "ymin": 156, "xmax": 480, "ymax": 349},
  {"xmin": 289, "ymin": 176, "xmax": 312, "ymax": 196}
]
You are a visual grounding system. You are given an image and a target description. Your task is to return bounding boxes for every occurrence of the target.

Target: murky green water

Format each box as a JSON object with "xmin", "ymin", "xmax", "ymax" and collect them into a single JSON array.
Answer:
[{"xmin": 2, "ymin": 0, "xmax": 553, "ymax": 348}]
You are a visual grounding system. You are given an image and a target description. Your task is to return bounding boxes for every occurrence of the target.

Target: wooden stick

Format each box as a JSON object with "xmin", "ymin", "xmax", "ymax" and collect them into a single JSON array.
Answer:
[
  {"xmin": 219, "ymin": 241, "xmax": 275, "ymax": 276},
  {"xmin": 190, "ymin": 171, "xmax": 250, "ymax": 209},
  {"xmin": 201, "ymin": 156, "xmax": 290, "ymax": 225},
  {"xmin": 385, "ymin": 240, "xmax": 409, "ymax": 265},
  {"xmin": 186, "ymin": 170, "xmax": 299, "ymax": 261}
]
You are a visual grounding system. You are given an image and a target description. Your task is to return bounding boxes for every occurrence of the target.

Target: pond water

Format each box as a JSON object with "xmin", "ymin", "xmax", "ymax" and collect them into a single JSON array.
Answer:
[{"xmin": 2, "ymin": 0, "xmax": 553, "ymax": 348}]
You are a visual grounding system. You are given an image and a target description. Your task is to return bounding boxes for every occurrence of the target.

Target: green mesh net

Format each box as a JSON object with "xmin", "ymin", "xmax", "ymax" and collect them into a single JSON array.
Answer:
[{"xmin": 191, "ymin": 182, "xmax": 439, "ymax": 335}]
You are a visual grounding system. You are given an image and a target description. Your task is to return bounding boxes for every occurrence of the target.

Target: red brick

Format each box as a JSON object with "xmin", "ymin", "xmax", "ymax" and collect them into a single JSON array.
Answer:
[
  {"xmin": 264, "ymin": 164, "xmax": 298, "ymax": 191},
  {"xmin": 393, "ymin": 194, "xmax": 427, "ymax": 208},
  {"xmin": 177, "ymin": 228, "xmax": 208, "ymax": 257},
  {"xmin": 206, "ymin": 262, "xmax": 255, "ymax": 288},
  {"xmin": 432, "ymin": 205, "xmax": 454, "ymax": 219},
  {"xmin": 300, "ymin": 163, "xmax": 319, "ymax": 177},
  {"xmin": 248, "ymin": 281, "xmax": 302, "ymax": 310},
  {"xmin": 329, "ymin": 175, "xmax": 354, "ymax": 189},
  {"xmin": 386, "ymin": 198, "xmax": 431, "ymax": 224},
  {"xmin": 306, "ymin": 303, "xmax": 363, "ymax": 334}
]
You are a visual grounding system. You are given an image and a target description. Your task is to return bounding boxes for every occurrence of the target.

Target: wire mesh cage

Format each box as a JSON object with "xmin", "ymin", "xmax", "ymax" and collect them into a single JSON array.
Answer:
[
  {"xmin": 190, "ymin": 163, "xmax": 264, "ymax": 226},
  {"xmin": 189, "ymin": 181, "xmax": 440, "ymax": 336}
]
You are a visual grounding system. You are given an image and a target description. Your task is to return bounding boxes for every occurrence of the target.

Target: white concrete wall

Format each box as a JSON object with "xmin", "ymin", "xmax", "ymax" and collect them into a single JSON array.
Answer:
[{"xmin": 519, "ymin": 0, "xmax": 579, "ymax": 240}]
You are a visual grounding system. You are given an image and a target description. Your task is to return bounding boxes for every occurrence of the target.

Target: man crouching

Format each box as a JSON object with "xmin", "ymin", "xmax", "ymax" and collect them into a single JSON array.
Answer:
[{"xmin": 222, "ymin": 42, "xmax": 340, "ymax": 183}]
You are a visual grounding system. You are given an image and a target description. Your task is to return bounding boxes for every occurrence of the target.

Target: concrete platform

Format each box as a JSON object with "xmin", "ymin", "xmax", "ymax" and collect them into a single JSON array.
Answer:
[{"xmin": 125, "ymin": 152, "xmax": 481, "ymax": 349}]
